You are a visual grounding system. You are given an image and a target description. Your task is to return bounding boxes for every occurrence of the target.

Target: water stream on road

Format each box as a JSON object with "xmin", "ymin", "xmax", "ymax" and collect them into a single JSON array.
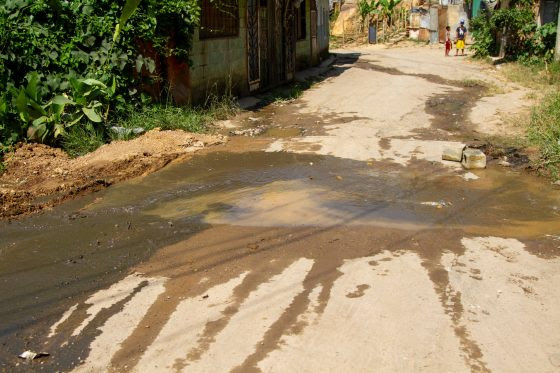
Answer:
[
  {"xmin": 2, "ymin": 53, "xmax": 560, "ymax": 369},
  {"xmin": 2, "ymin": 147, "xmax": 560, "ymax": 370}
]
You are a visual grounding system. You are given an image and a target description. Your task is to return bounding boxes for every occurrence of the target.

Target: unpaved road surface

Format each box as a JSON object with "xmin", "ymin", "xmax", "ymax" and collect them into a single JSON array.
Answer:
[
  {"xmin": 0, "ymin": 130, "xmax": 225, "ymax": 219},
  {"xmin": 1, "ymin": 45, "xmax": 560, "ymax": 372}
]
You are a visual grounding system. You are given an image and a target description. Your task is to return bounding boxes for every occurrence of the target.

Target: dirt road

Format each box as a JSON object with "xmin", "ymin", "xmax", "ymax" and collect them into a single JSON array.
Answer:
[{"xmin": 1, "ymin": 45, "xmax": 560, "ymax": 372}]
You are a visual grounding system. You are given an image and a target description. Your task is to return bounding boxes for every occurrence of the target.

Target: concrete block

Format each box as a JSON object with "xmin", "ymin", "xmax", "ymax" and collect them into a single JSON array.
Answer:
[
  {"xmin": 442, "ymin": 146, "xmax": 464, "ymax": 162},
  {"xmin": 462, "ymin": 148, "xmax": 486, "ymax": 169}
]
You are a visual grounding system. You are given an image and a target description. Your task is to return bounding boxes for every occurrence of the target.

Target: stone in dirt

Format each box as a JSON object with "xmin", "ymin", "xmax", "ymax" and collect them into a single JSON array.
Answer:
[
  {"xmin": 462, "ymin": 148, "xmax": 487, "ymax": 169},
  {"xmin": 19, "ymin": 351, "xmax": 49, "ymax": 361},
  {"xmin": 230, "ymin": 126, "xmax": 266, "ymax": 137},
  {"xmin": 442, "ymin": 146, "xmax": 465, "ymax": 162}
]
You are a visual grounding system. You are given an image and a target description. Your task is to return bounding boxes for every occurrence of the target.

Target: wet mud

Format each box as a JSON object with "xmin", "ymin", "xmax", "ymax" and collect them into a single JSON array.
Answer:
[
  {"xmin": 2, "ymin": 148, "xmax": 559, "ymax": 370},
  {"xmin": 2, "ymin": 52, "xmax": 560, "ymax": 372}
]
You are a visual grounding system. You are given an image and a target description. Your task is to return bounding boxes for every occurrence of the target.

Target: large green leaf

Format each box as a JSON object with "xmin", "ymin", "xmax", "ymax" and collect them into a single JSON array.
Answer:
[
  {"xmin": 0, "ymin": 95, "xmax": 7, "ymax": 117},
  {"xmin": 28, "ymin": 99, "xmax": 47, "ymax": 118},
  {"xmin": 82, "ymin": 107, "xmax": 102, "ymax": 123},
  {"xmin": 52, "ymin": 95, "xmax": 75, "ymax": 106},
  {"xmin": 113, "ymin": 0, "xmax": 142, "ymax": 42},
  {"xmin": 16, "ymin": 89, "xmax": 29, "ymax": 122},
  {"xmin": 32, "ymin": 116, "xmax": 48, "ymax": 126},
  {"xmin": 80, "ymin": 78, "xmax": 107, "ymax": 88},
  {"xmin": 25, "ymin": 72, "xmax": 40, "ymax": 102}
]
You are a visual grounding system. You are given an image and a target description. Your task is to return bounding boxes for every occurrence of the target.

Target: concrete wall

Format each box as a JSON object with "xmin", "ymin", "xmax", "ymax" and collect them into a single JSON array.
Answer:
[
  {"xmin": 189, "ymin": 0, "xmax": 328, "ymax": 103},
  {"xmin": 447, "ymin": 4, "xmax": 470, "ymax": 41},
  {"xmin": 296, "ymin": 0, "xmax": 312, "ymax": 69},
  {"xmin": 317, "ymin": 0, "xmax": 330, "ymax": 57},
  {"xmin": 189, "ymin": 0, "xmax": 249, "ymax": 103}
]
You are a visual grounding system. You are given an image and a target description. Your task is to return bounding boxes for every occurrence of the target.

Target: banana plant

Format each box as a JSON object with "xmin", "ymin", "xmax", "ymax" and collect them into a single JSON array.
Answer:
[
  {"xmin": 358, "ymin": 0, "xmax": 381, "ymax": 24},
  {"xmin": 13, "ymin": 73, "xmax": 115, "ymax": 143},
  {"xmin": 113, "ymin": 0, "xmax": 142, "ymax": 42},
  {"xmin": 379, "ymin": 0, "xmax": 403, "ymax": 27}
]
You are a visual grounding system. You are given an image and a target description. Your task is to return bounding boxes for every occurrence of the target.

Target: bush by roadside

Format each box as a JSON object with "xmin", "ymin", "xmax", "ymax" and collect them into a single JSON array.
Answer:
[
  {"xmin": 62, "ymin": 95, "xmax": 239, "ymax": 158},
  {"xmin": 527, "ymin": 90, "xmax": 560, "ymax": 180}
]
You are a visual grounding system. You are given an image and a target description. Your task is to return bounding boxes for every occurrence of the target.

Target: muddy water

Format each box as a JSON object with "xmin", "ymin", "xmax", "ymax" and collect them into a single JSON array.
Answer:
[
  {"xmin": 1, "ymin": 148, "xmax": 560, "ymax": 369},
  {"xmin": 87, "ymin": 151, "xmax": 560, "ymax": 239}
]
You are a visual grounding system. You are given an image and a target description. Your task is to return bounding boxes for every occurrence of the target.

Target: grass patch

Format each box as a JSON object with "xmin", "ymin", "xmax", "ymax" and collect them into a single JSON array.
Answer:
[
  {"xmin": 460, "ymin": 79, "xmax": 507, "ymax": 95},
  {"xmin": 527, "ymin": 90, "xmax": 560, "ymax": 180},
  {"xmin": 0, "ymin": 145, "xmax": 10, "ymax": 174},
  {"xmin": 62, "ymin": 123, "xmax": 105, "ymax": 158},
  {"xmin": 110, "ymin": 95, "xmax": 239, "ymax": 141},
  {"xmin": 500, "ymin": 61, "xmax": 560, "ymax": 89}
]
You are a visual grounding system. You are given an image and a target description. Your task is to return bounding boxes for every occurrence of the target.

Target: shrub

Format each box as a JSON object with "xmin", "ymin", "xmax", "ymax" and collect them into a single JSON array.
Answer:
[
  {"xmin": 0, "ymin": 0, "xmax": 201, "ymax": 149},
  {"xmin": 527, "ymin": 91, "xmax": 560, "ymax": 179},
  {"xmin": 470, "ymin": 5, "xmax": 557, "ymax": 61}
]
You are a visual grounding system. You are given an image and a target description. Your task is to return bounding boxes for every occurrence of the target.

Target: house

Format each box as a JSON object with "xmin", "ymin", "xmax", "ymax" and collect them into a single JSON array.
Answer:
[{"xmin": 175, "ymin": 0, "xmax": 330, "ymax": 104}]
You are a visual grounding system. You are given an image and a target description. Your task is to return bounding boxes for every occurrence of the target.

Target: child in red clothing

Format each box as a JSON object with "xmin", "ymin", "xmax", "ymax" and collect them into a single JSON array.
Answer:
[{"xmin": 445, "ymin": 26, "xmax": 451, "ymax": 56}]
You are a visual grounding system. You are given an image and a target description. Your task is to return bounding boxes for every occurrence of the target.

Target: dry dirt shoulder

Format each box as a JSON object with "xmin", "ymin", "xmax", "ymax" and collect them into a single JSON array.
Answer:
[{"xmin": 0, "ymin": 129, "xmax": 226, "ymax": 219}]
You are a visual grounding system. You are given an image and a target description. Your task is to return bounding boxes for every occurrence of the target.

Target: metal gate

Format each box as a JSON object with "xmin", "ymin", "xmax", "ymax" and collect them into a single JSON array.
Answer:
[{"xmin": 247, "ymin": 0, "xmax": 296, "ymax": 90}]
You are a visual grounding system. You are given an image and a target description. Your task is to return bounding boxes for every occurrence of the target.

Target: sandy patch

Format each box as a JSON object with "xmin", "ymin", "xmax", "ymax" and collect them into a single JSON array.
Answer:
[{"xmin": 0, "ymin": 129, "xmax": 225, "ymax": 219}]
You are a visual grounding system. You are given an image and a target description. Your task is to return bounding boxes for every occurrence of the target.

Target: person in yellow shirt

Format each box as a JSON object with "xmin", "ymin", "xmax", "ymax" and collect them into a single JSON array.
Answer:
[{"xmin": 455, "ymin": 19, "xmax": 467, "ymax": 56}]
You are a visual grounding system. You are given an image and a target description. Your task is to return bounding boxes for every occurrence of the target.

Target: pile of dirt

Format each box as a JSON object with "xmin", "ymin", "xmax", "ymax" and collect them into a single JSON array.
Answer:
[{"xmin": 0, "ymin": 129, "xmax": 226, "ymax": 219}]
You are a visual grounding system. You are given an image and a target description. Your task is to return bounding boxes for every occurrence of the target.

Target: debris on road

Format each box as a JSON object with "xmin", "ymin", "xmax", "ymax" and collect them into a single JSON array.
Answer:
[
  {"xmin": 462, "ymin": 148, "xmax": 487, "ymax": 169},
  {"xmin": 442, "ymin": 146, "xmax": 465, "ymax": 162},
  {"xmin": 230, "ymin": 126, "xmax": 266, "ymax": 137},
  {"xmin": 19, "ymin": 351, "xmax": 49, "ymax": 361},
  {"xmin": 421, "ymin": 201, "xmax": 452, "ymax": 209},
  {"xmin": 462, "ymin": 172, "xmax": 480, "ymax": 181},
  {"xmin": 110, "ymin": 126, "xmax": 145, "ymax": 137},
  {"xmin": 498, "ymin": 159, "xmax": 511, "ymax": 167}
]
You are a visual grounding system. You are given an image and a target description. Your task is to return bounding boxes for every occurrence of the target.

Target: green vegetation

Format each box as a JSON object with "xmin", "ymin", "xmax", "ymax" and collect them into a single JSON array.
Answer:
[
  {"xmin": 62, "ymin": 123, "xmax": 106, "ymax": 158},
  {"xmin": 470, "ymin": 2, "xmax": 556, "ymax": 62},
  {"xmin": 527, "ymin": 91, "xmax": 560, "ymax": 180},
  {"xmin": 468, "ymin": 0, "xmax": 560, "ymax": 181},
  {"xmin": 0, "ymin": 0, "xmax": 204, "ymax": 168},
  {"xmin": 500, "ymin": 61, "xmax": 560, "ymax": 89},
  {"xmin": 113, "ymin": 96, "xmax": 238, "ymax": 141},
  {"xmin": 358, "ymin": 0, "xmax": 403, "ymax": 25},
  {"xmin": 459, "ymin": 79, "xmax": 506, "ymax": 95}
]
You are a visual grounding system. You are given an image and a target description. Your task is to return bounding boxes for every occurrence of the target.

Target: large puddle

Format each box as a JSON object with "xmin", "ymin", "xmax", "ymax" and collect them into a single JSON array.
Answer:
[
  {"xmin": 1, "ymin": 149, "xmax": 560, "ymax": 364},
  {"xmin": 86, "ymin": 151, "xmax": 560, "ymax": 237}
]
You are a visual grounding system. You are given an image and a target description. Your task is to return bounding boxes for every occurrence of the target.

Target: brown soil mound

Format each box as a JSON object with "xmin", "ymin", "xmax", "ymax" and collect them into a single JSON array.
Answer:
[{"xmin": 0, "ymin": 129, "xmax": 226, "ymax": 219}]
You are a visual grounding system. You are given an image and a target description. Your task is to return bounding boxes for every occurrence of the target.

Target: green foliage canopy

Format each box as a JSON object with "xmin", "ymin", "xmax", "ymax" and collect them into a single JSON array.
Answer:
[
  {"xmin": 470, "ymin": 2, "xmax": 557, "ymax": 62},
  {"xmin": 0, "ymin": 0, "xmax": 201, "ymax": 149}
]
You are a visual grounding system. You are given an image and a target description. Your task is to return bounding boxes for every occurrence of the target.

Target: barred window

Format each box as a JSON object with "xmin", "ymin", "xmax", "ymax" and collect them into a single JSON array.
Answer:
[{"xmin": 200, "ymin": 0, "xmax": 239, "ymax": 39}]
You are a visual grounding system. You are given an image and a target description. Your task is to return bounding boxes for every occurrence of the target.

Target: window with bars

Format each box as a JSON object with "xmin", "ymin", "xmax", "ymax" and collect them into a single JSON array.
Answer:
[
  {"xmin": 200, "ymin": 0, "xmax": 240, "ymax": 39},
  {"xmin": 296, "ymin": 0, "xmax": 306, "ymax": 40}
]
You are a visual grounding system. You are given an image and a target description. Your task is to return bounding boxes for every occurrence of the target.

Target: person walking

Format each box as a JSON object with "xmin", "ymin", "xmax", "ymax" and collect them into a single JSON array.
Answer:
[{"xmin": 455, "ymin": 19, "xmax": 467, "ymax": 56}]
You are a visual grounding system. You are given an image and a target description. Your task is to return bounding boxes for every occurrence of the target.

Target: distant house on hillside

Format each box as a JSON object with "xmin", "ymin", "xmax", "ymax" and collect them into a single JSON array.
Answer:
[{"xmin": 167, "ymin": 0, "xmax": 330, "ymax": 104}]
